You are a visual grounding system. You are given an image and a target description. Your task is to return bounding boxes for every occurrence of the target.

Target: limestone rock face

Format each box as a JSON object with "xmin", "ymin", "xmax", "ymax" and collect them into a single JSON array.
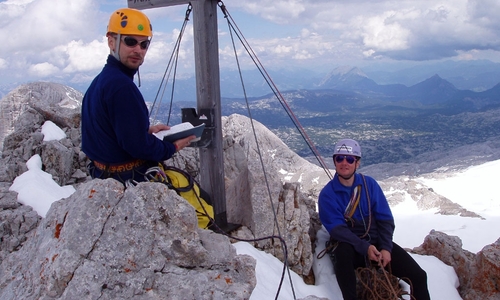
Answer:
[
  {"xmin": 167, "ymin": 114, "xmax": 322, "ymax": 277},
  {"xmin": 221, "ymin": 114, "xmax": 331, "ymax": 196},
  {"xmin": 221, "ymin": 114, "xmax": 321, "ymax": 276},
  {"xmin": 413, "ymin": 230, "xmax": 500, "ymax": 300},
  {"xmin": 0, "ymin": 82, "xmax": 319, "ymax": 286},
  {"xmin": 0, "ymin": 183, "xmax": 41, "ymax": 264},
  {"xmin": 0, "ymin": 82, "xmax": 82, "ymax": 155},
  {"xmin": 467, "ymin": 238, "xmax": 500, "ymax": 300},
  {"xmin": 0, "ymin": 179, "xmax": 256, "ymax": 300},
  {"xmin": 0, "ymin": 82, "xmax": 85, "ymax": 186},
  {"xmin": 0, "ymin": 107, "xmax": 87, "ymax": 186}
]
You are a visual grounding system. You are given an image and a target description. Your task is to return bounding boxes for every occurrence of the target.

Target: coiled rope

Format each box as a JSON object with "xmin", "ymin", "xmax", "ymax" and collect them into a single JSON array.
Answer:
[{"xmin": 356, "ymin": 260, "xmax": 415, "ymax": 300}]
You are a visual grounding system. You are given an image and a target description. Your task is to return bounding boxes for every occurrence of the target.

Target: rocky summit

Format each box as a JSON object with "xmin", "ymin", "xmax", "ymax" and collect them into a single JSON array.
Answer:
[
  {"xmin": 0, "ymin": 82, "xmax": 499, "ymax": 299},
  {"xmin": 1, "ymin": 179, "xmax": 256, "ymax": 299}
]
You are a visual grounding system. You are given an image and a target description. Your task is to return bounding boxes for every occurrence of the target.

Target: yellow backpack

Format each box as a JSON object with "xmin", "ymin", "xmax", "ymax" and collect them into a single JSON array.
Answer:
[{"xmin": 149, "ymin": 164, "xmax": 214, "ymax": 229}]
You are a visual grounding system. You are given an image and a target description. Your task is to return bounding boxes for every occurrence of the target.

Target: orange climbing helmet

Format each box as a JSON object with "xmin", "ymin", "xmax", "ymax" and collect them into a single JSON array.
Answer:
[{"xmin": 107, "ymin": 8, "xmax": 153, "ymax": 37}]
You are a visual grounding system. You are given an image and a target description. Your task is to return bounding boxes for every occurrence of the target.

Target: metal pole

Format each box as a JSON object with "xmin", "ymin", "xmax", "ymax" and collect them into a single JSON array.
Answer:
[{"xmin": 192, "ymin": 0, "xmax": 228, "ymax": 228}]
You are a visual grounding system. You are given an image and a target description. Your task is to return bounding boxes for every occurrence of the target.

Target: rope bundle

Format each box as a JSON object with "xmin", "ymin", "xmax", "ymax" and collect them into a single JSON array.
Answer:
[{"xmin": 355, "ymin": 263, "xmax": 415, "ymax": 300}]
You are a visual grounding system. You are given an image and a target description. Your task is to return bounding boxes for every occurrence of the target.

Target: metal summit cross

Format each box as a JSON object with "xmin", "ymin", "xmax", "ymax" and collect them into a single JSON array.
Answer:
[{"xmin": 127, "ymin": 0, "xmax": 231, "ymax": 231}]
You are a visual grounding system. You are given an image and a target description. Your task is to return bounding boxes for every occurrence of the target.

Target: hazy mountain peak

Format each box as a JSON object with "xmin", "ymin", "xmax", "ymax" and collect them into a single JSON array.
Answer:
[
  {"xmin": 318, "ymin": 66, "xmax": 374, "ymax": 89},
  {"xmin": 328, "ymin": 65, "xmax": 368, "ymax": 77},
  {"xmin": 411, "ymin": 74, "xmax": 456, "ymax": 89}
]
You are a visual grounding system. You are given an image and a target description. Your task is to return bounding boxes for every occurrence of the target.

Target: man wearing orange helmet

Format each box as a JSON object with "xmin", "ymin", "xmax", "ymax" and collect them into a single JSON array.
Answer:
[
  {"xmin": 81, "ymin": 8, "xmax": 195, "ymax": 185},
  {"xmin": 318, "ymin": 139, "xmax": 430, "ymax": 300}
]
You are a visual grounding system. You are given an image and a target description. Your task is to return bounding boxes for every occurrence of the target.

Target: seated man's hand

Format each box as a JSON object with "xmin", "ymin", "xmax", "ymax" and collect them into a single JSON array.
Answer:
[
  {"xmin": 367, "ymin": 245, "xmax": 381, "ymax": 262},
  {"xmin": 380, "ymin": 249, "xmax": 391, "ymax": 268}
]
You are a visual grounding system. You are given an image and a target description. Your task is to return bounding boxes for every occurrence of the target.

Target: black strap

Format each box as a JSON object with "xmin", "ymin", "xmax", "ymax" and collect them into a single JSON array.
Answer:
[{"xmin": 162, "ymin": 165, "xmax": 195, "ymax": 193}]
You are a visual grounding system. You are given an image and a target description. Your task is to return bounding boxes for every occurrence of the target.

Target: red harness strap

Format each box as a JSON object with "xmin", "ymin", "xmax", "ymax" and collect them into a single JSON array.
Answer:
[{"xmin": 93, "ymin": 159, "xmax": 146, "ymax": 173}]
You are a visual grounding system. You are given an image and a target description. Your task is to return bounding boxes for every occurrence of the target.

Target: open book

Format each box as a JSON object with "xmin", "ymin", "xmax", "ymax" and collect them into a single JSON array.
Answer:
[{"xmin": 153, "ymin": 122, "xmax": 205, "ymax": 143}]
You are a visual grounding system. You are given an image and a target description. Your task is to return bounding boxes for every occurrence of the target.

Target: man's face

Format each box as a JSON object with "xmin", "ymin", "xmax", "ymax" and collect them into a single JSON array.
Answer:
[
  {"xmin": 109, "ymin": 34, "xmax": 150, "ymax": 70},
  {"xmin": 333, "ymin": 155, "xmax": 360, "ymax": 177}
]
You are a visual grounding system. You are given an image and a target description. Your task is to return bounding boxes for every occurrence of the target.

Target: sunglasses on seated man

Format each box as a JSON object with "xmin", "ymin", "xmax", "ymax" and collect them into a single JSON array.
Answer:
[
  {"xmin": 121, "ymin": 36, "xmax": 151, "ymax": 50},
  {"xmin": 334, "ymin": 155, "xmax": 358, "ymax": 164}
]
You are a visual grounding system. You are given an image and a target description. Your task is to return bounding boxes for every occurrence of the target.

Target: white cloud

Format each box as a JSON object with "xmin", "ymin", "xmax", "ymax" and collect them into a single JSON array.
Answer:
[
  {"xmin": 140, "ymin": 28, "xmax": 196, "ymax": 76},
  {"xmin": 0, "ymin": 0, "xmax": 35, "ymax": 26},
  {"xmin": 273, "ymin": 44, "xmax": 293, "ymax": 54},
  {"xmin": 1, "ymin": 0, "xmax": 500, "ymax": 88},
  {"xmin": 0, "ymin": 0, "xmax": 100, "ymax": 55},
  {"xmin": 28, "ymin": 62, "xmax": 59, "ymax": 77},
  {"xmin": 360, "ymin": 11, "xmax": 411, "ymax": 52},
  {"xmin": 0, "ymin": 0, "xmax": 105, "ymax": 83},
  {"xmin": 232, "ymin": 0, "xmax": 500, "ymax": 62},
  {"xmin": 62, "ymin": 38, "xmax": 109, "ymax": 73},
  {"xmin": 245, "ymin": 0, "xmax": 307, "ymax": 24}
]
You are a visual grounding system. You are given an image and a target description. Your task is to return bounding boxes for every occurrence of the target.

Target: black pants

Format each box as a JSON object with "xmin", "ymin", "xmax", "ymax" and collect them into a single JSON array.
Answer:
[{"xmin": 333, "ymin": 242, "xmax": 430, "ymax": 300}]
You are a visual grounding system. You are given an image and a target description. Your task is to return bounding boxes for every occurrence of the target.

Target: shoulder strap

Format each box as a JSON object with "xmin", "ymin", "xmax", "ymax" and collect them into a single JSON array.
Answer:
[
  {"xmin": 344, "ymin": 184, "xmax": 362, "ymax": 220},
  {"xmin": 343, "ymin": 174, "xmax": 372, "ymax": 239},
  {"xmin": 359, "ymin": 174, "xmax": 371, "ymax": 238}
]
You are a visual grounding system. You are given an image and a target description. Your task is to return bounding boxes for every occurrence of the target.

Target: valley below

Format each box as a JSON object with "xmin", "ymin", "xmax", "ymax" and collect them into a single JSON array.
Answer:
[{"xmin": 157, "ymin": 88, "xmax": 500, "ymax": 178}]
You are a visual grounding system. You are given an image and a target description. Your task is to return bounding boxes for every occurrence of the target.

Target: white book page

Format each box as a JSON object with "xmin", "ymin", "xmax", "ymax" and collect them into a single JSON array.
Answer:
[{"xmin": 153, "ymin": 122, "xmax": 194, "ymax": 140}]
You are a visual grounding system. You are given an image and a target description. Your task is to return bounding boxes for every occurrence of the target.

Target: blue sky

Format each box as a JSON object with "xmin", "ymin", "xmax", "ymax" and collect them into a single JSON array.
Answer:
[{"xmin": 1, "ymin": 0, "xmax": 500, "ymax": 89}]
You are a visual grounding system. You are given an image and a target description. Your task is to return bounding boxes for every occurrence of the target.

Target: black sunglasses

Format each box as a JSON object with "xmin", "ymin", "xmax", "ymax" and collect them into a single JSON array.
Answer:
[
  {"xmin": 334, "ymin": 155, "xmax": 357, "ymax": 164},
  {"xmin": 122, "ymin": 36, "xmax": 150, "ymax": 50}
]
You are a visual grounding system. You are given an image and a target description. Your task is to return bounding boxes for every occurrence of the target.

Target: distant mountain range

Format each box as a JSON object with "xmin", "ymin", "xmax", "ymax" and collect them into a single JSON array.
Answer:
[
  {"xmin": 363, "ymin": 59, "xmax": 500, "ymax": 92},
  {"xmin": 3, "ymin": 59, "xmax": 499, "ymax": 101},
  {"xmin": 146, "ymin": 63, "xmax": 500, "ymax": 168},
  {"xmin": 2, "ymin": 59, "xmax": 499, "ymax": 169},
  {"xmin": 144, "ymin": 62, "xmax": 500, "ymax": 122},
  {"xmin": 317, "ymin": 66, "xmax": 500, "ymax": 110}
]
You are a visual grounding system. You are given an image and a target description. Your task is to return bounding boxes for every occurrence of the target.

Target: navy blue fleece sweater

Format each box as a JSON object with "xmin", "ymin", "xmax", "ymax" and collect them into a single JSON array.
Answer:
[{"xmin": 81, "ymin": 55, "xmax": 176, "ymax": 165}]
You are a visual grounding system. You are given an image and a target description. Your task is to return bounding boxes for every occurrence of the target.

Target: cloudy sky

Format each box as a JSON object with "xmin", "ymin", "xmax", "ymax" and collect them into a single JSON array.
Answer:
[{"xmin": 1, "ymin": 0, "xmax": 500, "ymax": 90}]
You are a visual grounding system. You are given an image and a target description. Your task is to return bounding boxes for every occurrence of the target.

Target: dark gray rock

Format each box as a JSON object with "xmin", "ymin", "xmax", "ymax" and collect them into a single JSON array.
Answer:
[
  {"xmin": 0, "ymin": 181, "xmax": 40, "ymax": 264},
  {"xmin": 39, "ymin": 140, "xmax": 75, "ymax": 186}
]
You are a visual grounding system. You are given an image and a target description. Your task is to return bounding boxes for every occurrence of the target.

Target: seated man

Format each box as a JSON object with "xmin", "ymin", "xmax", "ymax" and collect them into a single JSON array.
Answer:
[{"xmin": 318, "ymin": 138, "xmax": 430, "ymax": 300}]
